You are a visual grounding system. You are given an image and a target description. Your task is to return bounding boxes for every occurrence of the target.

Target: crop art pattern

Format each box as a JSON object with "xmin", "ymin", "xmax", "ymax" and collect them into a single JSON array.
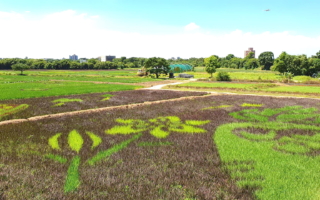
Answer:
[
  {"xmin": 214, "ymin": 105, "xmax": 320, "ymax": 199},
  {"xmin": 0, "ymin": 104, "xmax": 29, "ymax": 119},
  {"xmin": 46, "ymin": 116, "xmax": 210, "ymax": 193}
]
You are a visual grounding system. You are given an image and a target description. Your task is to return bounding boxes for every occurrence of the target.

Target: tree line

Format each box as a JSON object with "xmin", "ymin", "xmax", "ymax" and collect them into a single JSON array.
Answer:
[
  {"xmin": 1, "ymin": 50, "xmax": 320, "ymax": 77},
  {"xmin": 204, "ymin": 50, "xmax": 320, "ymax": 76},
  {"xmin": 0, "ymin": 57, "xmax": 155, "ymax": 70}
]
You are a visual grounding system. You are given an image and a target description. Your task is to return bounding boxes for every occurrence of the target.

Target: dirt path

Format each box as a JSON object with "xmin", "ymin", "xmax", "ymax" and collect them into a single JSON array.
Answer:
[
  {"xmin": 2, "ymin": 78, "xmax": 319, "ymax": 126},
  {"xmin": 143, "ymin": 78, "xmax": 197, "ymax": 89},
  {"xmin": 0, "ymin": 92, "xmax": 218, "ymax": 126}
]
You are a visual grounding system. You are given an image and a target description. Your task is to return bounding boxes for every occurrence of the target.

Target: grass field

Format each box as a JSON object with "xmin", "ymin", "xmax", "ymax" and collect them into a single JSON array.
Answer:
[
  {"xmin": 0, "ymin": 74, "xmax": 159, "ymax": 84},
  {"xmin": 0, "ymin": 81, "xmax": 141, "ymax": 100},
  {"xmin": 1, "ymin": 93, "xmax": 320, "ymax": 199},
  {"xmin": 1, "ymin": 68, "xmax": 320, "ymax": 199},
  {"xmin": 168, "ymin": 81, "xmax": 320, "ymax": 98}
]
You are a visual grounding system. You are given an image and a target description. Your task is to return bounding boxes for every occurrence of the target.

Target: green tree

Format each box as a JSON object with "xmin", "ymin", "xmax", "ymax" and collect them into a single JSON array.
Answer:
[
  {"xmin": 258, "ymin": 51, "xmax": 274, "ymax": 70},
  {"xmin": 204, "ymin": 55, "xmax": 218, "ymax": 78},
  {"xmin": 230, "ymin": 57, "xmax": 241, "ymax": 69},
  {"xmin": 246, "ymin": 52, "xmax": 255, "ymax": 59},
  {"xmin": 145, "ymin": 57, "xmax": 170, "ymax": 78},
  {"xmin": 308, "ymin": 58, "xmax": 320, "ymax": 75},
  {"xmin": 312, "ymin": 50, "xmax": 320, "ymax": 59},
  {"xmin": 11, "ymin": 63, "xmax": 30, "ymax": 75},
  {"xmin": 70, "ymin": 61, "xmax": 81, "ymax": 69},
  {"xmin": 244, "ymin": 58, "xmax": 260, "ymax": 70},
  {"xmin": 31, "ymin": 60, "xmax": 46, "ymax": 69},
  {"xmin": 226, "ymin": 54, "xmax": 235, "ymax": 60},
  {"xmin": 87, "ymin": 58, "xmax": 98, "ymax": 65}
]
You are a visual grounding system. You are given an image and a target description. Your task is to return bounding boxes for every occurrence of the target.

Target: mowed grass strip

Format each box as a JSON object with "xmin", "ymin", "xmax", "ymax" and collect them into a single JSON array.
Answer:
[
  {"xmin": 0, "ymin": 69, "xmax": 143, "ymax": 77},
  {"xmin": 0, "ymin": 81, "xmax": 141, "ymax": 100},
  {"xmin": 172, "ymin": 82, "xmax": 277, "ymax": 89},
  {"xmin": 172, "ymin": 82, "xmax": 320, "ymax": 94},
  {"xmin": 0, "ymin": 74, "xmax": 158, "ymax": 84}
]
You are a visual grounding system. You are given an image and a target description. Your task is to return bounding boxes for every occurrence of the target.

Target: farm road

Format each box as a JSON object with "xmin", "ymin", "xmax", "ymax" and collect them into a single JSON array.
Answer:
[
  {"xmin": 148, "ymin": 79, "xmax": 320, "ymax": 100},
  {"xmin": 143, "ymin": 78, "xmax": 197, "ymax": 89},
  {"xmin": 2, "ymin": 78, "xmax": 318, "ymax": 126},
  {"xmin": 0, "ymin": 92, "xmax": 217, "ymax": 126}
]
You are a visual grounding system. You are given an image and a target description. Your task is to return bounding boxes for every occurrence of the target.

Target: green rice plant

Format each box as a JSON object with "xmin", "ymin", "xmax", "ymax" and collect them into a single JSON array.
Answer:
[
  {"xmin": 215, "ymin": 105, "xmax": 320, "ymax": 199},
  {"xmin": 101, "ymin": 94, "xmax": 114, "ymax": 101},
  {"xmin": 230, "ymin": 105, "xmax": 319, "ymax": 123},
  {"xmin": 0, "ymin": 104, "xmax": 29, "ymax": 119},
  {"xmin": 52, "ymin": 98, "xmax": 83, "ymax": 107},
  {"xmin": 44, "ymin": 115, "xmax": 209, "ymax": 194},
  {"xmin": 0, "ymin": 80, "xmax": 141, "ymax": 100},
  {"xmin": 45, "ymin": 154, "xmax": 67, "ymax": 164},
  {"xmin": 202, "ymin": 105, "xmax": 232, "ymax": 110},
  {"xmin": 87, "ymin": 133, "xmax": 142, "ymax": 166},
  {"xmin": 47, "ymin": 130, "xmax": 140, "ymax": 193},
  {"xmin": 86, "ymin": 131, "xmax": 102, "ymax": 150},
  {"xmin": 105, "ymin": 116, "xmax": 210, "ymax": 138},
  {"xmin": 48, "ymin": 133, "xmax": 62, "ymax": 150},
  {"xmin": 241, "ymin": 103, "xmax": 263, "ymax": 107},
  {"xmin": 68, "ymin": 130, "xmax": 84, "ymax": 153}
]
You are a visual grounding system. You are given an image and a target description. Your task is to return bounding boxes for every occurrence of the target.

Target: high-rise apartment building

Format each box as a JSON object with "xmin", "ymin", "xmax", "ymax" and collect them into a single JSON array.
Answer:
[
  {"xmin": 69, "ymin": 54, "xmax": 78, "ymax": 60},
  {"xmin": 244, "ymin": 48, "xmax": 255, "ymax": 58}
]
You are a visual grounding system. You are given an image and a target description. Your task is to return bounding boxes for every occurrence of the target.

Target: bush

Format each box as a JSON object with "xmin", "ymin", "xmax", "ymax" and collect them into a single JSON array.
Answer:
[
  {"xmin": 279, "ymin": 72, "xmax": 294, "ymax": 83},
  {"xmin": 216, "ymin": 72, "xmax": 231, "ymax": 81}
]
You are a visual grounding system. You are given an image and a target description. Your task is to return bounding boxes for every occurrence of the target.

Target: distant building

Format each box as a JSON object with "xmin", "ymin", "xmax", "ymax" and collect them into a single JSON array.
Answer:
[
  {"xmin": 101, "ymin": 55, "xmax": 116, "ymax": 62},
  {"xmin": 244, "ymin": 48, "xmax": 255, "ymax": 58},
  {"xmin": 69, "ymin": 54, "xmax": 78, "ymax": 60}
]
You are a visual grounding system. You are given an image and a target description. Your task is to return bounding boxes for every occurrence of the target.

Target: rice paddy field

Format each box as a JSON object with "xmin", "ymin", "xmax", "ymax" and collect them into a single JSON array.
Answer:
[
  {"xmin": 168, "ymin": 81, "xmax": 320, "ymax": 98},
  {"xmin": 0, "ymin": 90, "xmax": 207, "ymax": 121},
  {"xmin": 1, "ymin": 91, "xmax": 320, "ymax": 199},
  {"xmin": 1, "ymin": 69, "xmax": 320, "ymax": 199}
]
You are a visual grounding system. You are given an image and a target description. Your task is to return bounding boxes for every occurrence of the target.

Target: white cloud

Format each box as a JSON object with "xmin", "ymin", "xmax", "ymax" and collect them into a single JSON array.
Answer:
[
  {"xmin": 0, "ymin": 10, "xmax": 319, "ymax": 59},
  {"xmin": 184, "ymin": 22, "xmax": 200, "ymax": 31}
]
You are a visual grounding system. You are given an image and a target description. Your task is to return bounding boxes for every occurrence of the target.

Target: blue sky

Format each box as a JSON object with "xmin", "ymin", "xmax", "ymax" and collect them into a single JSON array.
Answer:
[{"xmin": 0, "ymin": 0, "xmax": 319, "ymax": 58}]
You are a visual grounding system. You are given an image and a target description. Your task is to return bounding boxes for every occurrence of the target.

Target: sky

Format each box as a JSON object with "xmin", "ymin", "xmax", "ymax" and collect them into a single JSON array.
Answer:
[{"xmin": 0, "ymin": 0, "xmax": 319, "ymax": 59}]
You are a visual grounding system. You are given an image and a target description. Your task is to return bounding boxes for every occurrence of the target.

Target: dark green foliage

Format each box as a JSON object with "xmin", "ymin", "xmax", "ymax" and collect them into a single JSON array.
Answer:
[
  {"xmin": 145, "ymin": 57, "xmax": 170, "ymax": 78},
  {"xmin": 216, "ymin": 72, "xmax": 231, "ymax": 81},
  {"xmin": 258, "ymin": 52, "xmax": 274, "ymax": 70},
  {"xmin": 243, "ymin": 58, "xmax": 260, "ymax": 70},
  {"xmin": 272, "ymin": 52, "xmax": 315, "ymax": 76},
  {"xmin": 204, "ymin": 55, "xmax": 218, "ymax": 77},
  {"xmin": 11, "ymin": 63, "xmax": 30, "ymax": 75}
]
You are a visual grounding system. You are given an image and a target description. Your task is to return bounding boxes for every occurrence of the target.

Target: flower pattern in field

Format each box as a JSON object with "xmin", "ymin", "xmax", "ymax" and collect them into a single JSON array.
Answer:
[
  {"xmin": 46, "ymin": 116, "xmax": 210, "ymax": 193},
  {"xmin": 106, "ymin": 116, "xmax": 210, "ymax": 138},
  {"xmin": 47, "ymin": 130, "xmax": 140, "ymax": 193}
]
